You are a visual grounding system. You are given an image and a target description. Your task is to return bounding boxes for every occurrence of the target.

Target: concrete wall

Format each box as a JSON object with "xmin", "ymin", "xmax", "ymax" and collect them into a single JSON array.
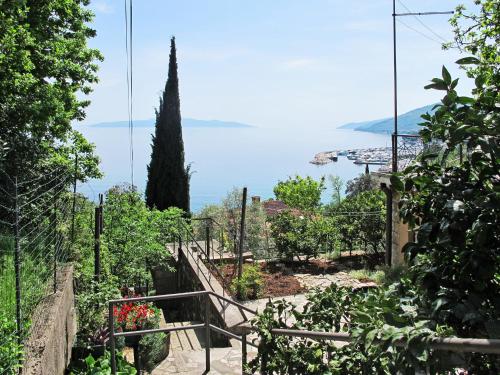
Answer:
[
  {"xmin": 391, "ymin": 192, "xmax": 412, "ymax": 266},
  {"xmin": 22, "ymin": 265, "xmax": 77, "ymax": 375}
]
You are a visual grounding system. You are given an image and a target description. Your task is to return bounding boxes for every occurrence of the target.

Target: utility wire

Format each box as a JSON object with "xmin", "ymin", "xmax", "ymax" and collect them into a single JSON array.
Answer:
[
  {"xmin": 396, "ymin": 18, "xmax": 443, "ymax": 45},
  {"xmin": 124, "ymin": 0, "xmax": 134, "ymax": 187},
  {"xmin": 397, "ymin": 0, "xmax": 448, "ymax": 43}
]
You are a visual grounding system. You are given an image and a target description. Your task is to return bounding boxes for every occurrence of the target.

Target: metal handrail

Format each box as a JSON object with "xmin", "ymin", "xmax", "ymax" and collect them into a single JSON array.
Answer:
[
  {"xmin": 264, "ymin": 327, "xmax": 500, "ymax": 355},
  {"xmin": 108, "ymin": 290, "xmax": 500, "ymax": 374},
  {"xmin": 108, "ymin": 290, "xmax": 257, "ymax": 374},
  {"xmin": 177, "ymin": 219, "xmax": 232, "ymax": 293}
]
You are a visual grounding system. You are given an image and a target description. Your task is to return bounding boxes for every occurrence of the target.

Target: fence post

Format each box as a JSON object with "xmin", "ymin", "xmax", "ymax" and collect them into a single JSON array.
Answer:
[
  {"xmin": 205, "ymin": 294, "xmax": 211, "ymax": 372},
  {"xmin": 205, "ymin": 224, "xmax": 210, "ymax": 262},
  {"xmin": 109, "ymin": 302, "xmax": 117, "ymax": 375},
  {"xmin": 242, "ymin": 332, "xmax": 248, "ymax": 370},
  {"xmin": 53, "ymin": 195, "xmax": 57, "ymax": 293},
  {"xmin": 71, "ymin": 151, "xmax": 78, "ymax": 244},
  {"xmin": 94, "ymin": 194, "xmax": 102, "ymax": 284},
  {"xmin": 13, "ymin": 176, "xmax": 22, "ymax": 351},
  {"xmin": 237, "ymin": 187, "xmax": 247, "ymax": 295}
]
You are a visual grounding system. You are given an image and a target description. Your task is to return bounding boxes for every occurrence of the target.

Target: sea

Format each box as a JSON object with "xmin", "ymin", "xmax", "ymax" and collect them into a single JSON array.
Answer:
[{"xmin": 76, "ymin": 125, "xmax": 391, "ymax": 212}]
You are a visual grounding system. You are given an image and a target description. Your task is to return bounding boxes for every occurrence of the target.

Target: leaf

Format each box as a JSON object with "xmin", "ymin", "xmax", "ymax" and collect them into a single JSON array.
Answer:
[
  {"xmin": 442, "ymin": 66, "xmax": 451, "ymax": 84},
  {"xmin": 455, "ymin": 56, "xmax": 480, "ymax": 65},
  {"xmin": 424, "ymin": 81, "xmax": 448, "ymax": 91},
  {"xmin": 390, "ymin": 175, "xmax": 404, "ymax": 192}
]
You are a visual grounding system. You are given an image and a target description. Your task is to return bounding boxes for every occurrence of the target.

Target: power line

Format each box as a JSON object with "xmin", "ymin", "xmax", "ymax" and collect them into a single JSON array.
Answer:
[
  {"xmin": 396, "ymin": 18, "xmax": 443, "ymax": 45},
  {"xmin": 397, "ymin": 0, "xmax": 449, "ymax": 43},
  {"xmin": 124, "ymin": 0, "xmax": 134, "ymax": 187}
]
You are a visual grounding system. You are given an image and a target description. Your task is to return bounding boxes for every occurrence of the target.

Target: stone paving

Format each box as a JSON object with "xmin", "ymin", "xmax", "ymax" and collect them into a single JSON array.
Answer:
[{"xmin": 151, "ymin": 347, "xmax": 252, "ymax": 374}]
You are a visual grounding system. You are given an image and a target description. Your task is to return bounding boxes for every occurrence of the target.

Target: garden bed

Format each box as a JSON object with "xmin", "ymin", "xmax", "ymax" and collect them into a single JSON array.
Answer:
[{"xmin": 216, "ymin": 263, "xmax": 305, "ymax": 298}]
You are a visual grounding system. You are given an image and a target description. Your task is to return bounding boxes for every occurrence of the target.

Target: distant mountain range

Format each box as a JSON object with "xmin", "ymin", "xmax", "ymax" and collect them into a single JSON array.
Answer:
[
  {"xmin": 339, "ymin": 104, "xmax": 436, "ymax": 134},
  {"xmin": 90, "ymin": 118, "xmax": 255, "ymax": 129}
]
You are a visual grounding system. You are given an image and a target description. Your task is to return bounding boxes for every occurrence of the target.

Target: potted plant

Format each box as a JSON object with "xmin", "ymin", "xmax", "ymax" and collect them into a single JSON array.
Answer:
[{"xmin": 113, "ymin": 300, "xmax": 159, "ymax": 347}]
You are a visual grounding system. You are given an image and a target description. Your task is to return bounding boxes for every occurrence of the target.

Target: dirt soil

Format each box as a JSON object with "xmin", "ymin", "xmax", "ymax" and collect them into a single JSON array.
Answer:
[{"xmin": 215, "ymin": 263, "xmax": 305, "ymax": 298}]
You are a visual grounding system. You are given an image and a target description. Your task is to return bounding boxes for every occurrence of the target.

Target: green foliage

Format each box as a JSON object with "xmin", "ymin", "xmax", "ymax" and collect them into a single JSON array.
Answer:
[
  {"xmin": 195, "ymin": 188, "xmax": 268, "ymax": 257},
  {"xmin": 146, "ymin": 37, "xmax": 190, "ymax": 211},
  {"xmin": 0, "ymin": 314, "xmax": 23, "ymax": 374},
  {"xmin": 0, "ymin": 0, "xmax": 102, "ymax": 180},
  {"xmin": 75, "ymin": 282, "xmax": 120, "ymax": 347},
  {"xmin": 139, "ymin": 333, "xmax": 169, "ymax": 372},
  {"xmin": 328, "ymin": 175, "xmax": 344, "ymax": 206},
  {"xmin": 348, "ymin": 269, "xmax": 385, "ymax": 284},
  {"xmin": 273, "ymin": 175, "xmax": 325, "ymax": 211},
  {"xmin": 345, "ymin": 173, "xmax": 377, "ymax": 197},
  {"xmin": 249, "ymin": 283, "xmax": 459, "ymax": 374},
  {"xmin": 390, "ymin": 3, "xmax": 500, "ymax": 372},
  {"xmin": 69, "ymin": 351, "xmax": 137, "ymax": 375},
  {"xmin": 231, "ymin": 264, "xmax": 263, "ymax": 300},
  {"xmin": 269, "ymin": 211, "xmax": 333, "ymax": 261},
  {"xmin": 102, "ymin": 185, "xmax": 183, "ymax": 287},
  {"xmin": 328, "ymin": 190, "xmax": 386, "ymax": 258}
]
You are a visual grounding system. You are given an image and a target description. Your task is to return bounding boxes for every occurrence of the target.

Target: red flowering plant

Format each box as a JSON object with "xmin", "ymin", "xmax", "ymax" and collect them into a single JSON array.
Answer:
[{"xmin": 113, "ymin": 298, "xmax": 159, "ymax": 332}]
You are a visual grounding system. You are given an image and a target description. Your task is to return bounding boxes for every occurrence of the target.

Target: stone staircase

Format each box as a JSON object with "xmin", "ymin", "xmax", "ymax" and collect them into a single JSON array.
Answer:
[{"xmin": 151, "ymin": 321, "xmax": 247, "ymax": 374}]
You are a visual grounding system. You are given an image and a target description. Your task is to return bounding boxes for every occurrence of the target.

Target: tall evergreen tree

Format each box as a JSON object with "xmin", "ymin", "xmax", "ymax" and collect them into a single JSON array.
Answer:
[{"xmin": 146, "ymin": 37, "xmax": 190, "ymax": 211}]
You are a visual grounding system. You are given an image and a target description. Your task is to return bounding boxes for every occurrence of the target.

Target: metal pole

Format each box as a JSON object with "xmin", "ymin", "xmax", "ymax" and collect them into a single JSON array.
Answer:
[
  {"xmin": 206, "ymin": 225, "xmax": 210, "ymax": 262},
  {"xmin": 109, "ymin": 302, "xmax": 117, "ymax": 375},
  {"xmin": 53, "ymin": 195, "xmax": 57, "ymax": 293},
  {"xmin": 392, "ymin": 0, "xmax": 398, "ymax": 173},
  {"xmin": 13, "ymin": 177, "xmax": 22, "ymax": 351},
  {"xmin": 242, "ymin": 333, "xmax": 248, "ymax": 370},
  {"xmin": 205, "ymin": 294, "xmax": 211, "ymax": 372},
  {"xmin": 71, "ymin": 151, "xmax": 78, "ymax": 244},
  {"xmin": 237, "ymin": 187, "xmax": 247, "ymax": 286},
  {"xmin": 94, "ymin": 205, "xmax": 101, "ymax": 284}
]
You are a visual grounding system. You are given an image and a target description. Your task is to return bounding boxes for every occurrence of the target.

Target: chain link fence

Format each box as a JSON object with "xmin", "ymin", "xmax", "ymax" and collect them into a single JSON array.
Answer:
[{"xmin": 0, "ymin": 167, "xmax": 75, "ymax": 374}]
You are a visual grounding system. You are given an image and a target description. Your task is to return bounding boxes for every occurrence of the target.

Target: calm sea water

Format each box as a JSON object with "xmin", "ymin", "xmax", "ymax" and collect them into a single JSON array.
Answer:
[{"xmin": 75, "ymin": 125, "xmax": 391, "ymax": 212}]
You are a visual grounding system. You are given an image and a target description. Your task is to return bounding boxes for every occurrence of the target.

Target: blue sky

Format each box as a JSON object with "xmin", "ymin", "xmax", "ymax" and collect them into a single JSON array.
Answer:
[{"xmin": 83, "ymin": 0, "xmax": 476, "ymax": 130}]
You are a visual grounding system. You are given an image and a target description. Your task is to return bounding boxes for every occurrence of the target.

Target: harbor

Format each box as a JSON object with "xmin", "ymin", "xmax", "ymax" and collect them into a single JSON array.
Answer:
[{"xmin": 311, "ymin": 147, "xmax": 391, "ymax": 166}]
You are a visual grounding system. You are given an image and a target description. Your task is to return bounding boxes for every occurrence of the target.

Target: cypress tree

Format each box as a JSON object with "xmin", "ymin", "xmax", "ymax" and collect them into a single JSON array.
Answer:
[{"xmin": 146, "ymin": 37, "xmax": 190, "ymax": 211}]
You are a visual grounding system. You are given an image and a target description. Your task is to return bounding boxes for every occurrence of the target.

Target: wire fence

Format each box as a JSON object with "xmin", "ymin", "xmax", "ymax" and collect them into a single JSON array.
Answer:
[{"xmin": 0, "ymin": 166, "xmax": 76, "ymax": 374}]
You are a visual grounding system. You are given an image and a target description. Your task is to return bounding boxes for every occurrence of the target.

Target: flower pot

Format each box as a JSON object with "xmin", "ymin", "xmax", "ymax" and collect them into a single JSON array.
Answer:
[{"xmin": 125, "ymin": 334, "xmax": 140, "ymax": 347}]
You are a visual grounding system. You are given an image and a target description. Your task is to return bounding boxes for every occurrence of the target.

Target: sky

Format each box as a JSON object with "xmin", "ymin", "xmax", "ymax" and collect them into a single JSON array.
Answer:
[{"xmin": 82, "ymin": 0, "xmax": 477, "ymax": 130}]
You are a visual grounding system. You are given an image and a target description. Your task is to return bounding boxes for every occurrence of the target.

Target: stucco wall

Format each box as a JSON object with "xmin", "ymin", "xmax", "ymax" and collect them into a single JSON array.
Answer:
[{"xmin": 22, "ymin": 265, "xmax": 77, "ymax": 375}]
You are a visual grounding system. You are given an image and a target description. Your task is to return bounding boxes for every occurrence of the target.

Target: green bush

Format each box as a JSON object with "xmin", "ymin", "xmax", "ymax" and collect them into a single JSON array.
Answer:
[
  {"xmin": 231, "ymin": 264, "xmax": 263, "ymax": 300},
  {"xmin": 0, "ymin": 314, "xmax": 23, "ymax": 375},
  {"xmin": 273, "ymin": 175, "xmax": 325, "ymax": 211},
  {"xmin": 68, "ymin": 351, "xmax": 136, "ymax": 375},
  {"xmin": 269, "ymin": 211, "xmax": 333, "ymax": 261},
  {"xmin": 139, "ymin": 333, "xmax": 169, "ymax": 372}
]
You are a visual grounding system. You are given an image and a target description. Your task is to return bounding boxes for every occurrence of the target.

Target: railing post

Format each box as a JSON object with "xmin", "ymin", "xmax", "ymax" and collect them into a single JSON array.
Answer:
[
  {"xmin": 206, "ymin": 224, "xmax": 210, "ymax": 262},
  {"xmin": 237, "ymin": 187, "xmax": 248, "ymax": 298},
  {"xmin": 13, "ymin": 176, "xmax": 22, "ymax": 357},
  {"xmin": 109, "ymin": 302, "xmax": 117, "ymax": 375},
  {"xmin": 242, "ymin": 332, "xmax": 248, "ymax": 372},
  {"xmin": 205, "ymin": 294, "xmax": 211, "ymax": 372}
]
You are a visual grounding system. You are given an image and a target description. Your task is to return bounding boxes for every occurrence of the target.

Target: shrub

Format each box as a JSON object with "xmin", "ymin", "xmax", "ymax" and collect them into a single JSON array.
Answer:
[
  {"xmin": 139, "ymin": 333, "xmax": 169, "ymax": 372},
  {"xmin": 269, "ymin": 211, "xmax": 333, "ymax": 261},
  {"xmin": 0, "ymin": 314, "xmax": 23, "ymax": 375},
  {"xmin": 68, "ymin": 351, "xmax": 136, "ymax": 375},
  {"xmin": 273, "ymin": 175, "xmax": 325, "ymax": 211},
  {"xmin": 231, "ymin": 264, "xmax": 263, "ymax": 300}
]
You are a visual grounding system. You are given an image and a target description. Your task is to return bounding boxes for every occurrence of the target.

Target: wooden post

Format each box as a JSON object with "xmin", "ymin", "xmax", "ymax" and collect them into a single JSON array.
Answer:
[
  {"xmin": 94, "ymin": 194, "xmax": 103, "ymax": 283},
  {"xmin": 237, "ymin": 187, "xmax": 247, "ymax": 290}
]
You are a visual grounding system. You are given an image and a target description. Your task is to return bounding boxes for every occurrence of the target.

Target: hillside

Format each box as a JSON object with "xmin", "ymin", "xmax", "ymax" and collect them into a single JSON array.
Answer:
[
  {"xmin": 89, "ymin": 118, "xmax": 255, "ymax": 129},
  {"xmin": 339, "ymin": 104, "xmax": 436, "ymax": 134}
]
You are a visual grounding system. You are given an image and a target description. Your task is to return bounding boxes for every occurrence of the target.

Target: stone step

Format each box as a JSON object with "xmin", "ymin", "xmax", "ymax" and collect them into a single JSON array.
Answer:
[
  {"xmin": 164, "ymin": 321, "xmax": 203, "ymax": 352},
  {"xmin": 151, "ymin": 347, "xmax": 246, "ymax": 375}
]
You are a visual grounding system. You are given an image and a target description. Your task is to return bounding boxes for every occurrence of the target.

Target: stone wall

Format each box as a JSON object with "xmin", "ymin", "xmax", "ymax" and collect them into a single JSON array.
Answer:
[{"xmin": 22, "ymin": 265, "xmax": 77, "ymax": 375}]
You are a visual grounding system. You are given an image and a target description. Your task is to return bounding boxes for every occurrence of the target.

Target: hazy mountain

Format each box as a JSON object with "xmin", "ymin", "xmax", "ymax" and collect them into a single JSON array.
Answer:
[
  {"xmin": 89, "ymin": 118, "xmax": 255, "ymax": 129},
  {"xmin": 339, "ymin": 104, "xmax": 436, "ymax": 134}
]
